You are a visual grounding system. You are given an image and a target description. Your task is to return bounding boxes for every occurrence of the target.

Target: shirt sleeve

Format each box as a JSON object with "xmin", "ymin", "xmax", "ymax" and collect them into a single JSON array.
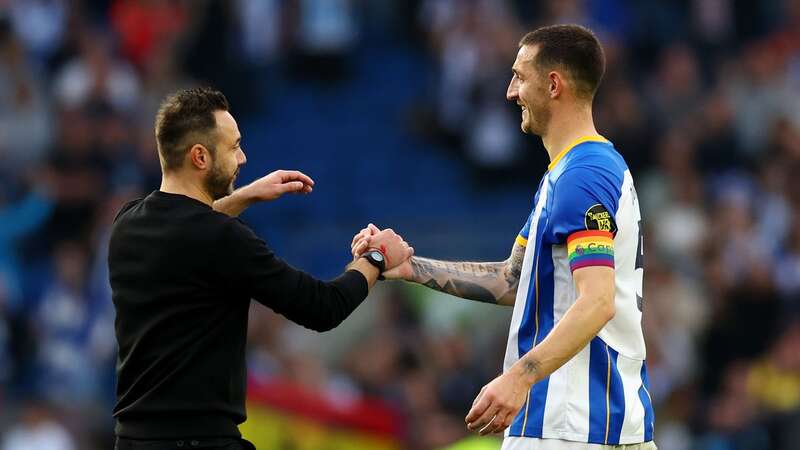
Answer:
[
  {"xmin": 549, "ymin": 165, "xmax": 622, "ymax": 272},
  {"xmin": 517, "ymin": 213, "xmax": 533, "ymax": 247},
  {"xmin": 221, "ymin": 219, "xmax": 369, "ymax": 332}
]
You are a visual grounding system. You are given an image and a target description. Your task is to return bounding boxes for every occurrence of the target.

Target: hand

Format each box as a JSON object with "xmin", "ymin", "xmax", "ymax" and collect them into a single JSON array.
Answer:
[
  {"xmin": 350, "ymin": 225, "xmax": 413, "ymax": 271},
  {"xmin": 351, "ymin": 224, "xmax": 380, "ymax": 260},
  {"xmin": 465, "ymin": 371, "xmax": 530, "ymax": 435},
  {"xmin": 351, "ymin": 225, "xmax": 414, "ymax": 279},
  {"xmin": 242, "ymin": 170, "xmax": 314, "ymax": 202}
]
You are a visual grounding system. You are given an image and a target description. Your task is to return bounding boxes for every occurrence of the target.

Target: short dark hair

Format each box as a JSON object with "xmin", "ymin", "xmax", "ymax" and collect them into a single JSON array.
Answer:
[
  {"xmin": 155, "ymin": 87, "xmax": 230, "ymax": 171},
  {"xmin": 519, "ymin": 24, "xmax": 605, "ymax": 100}
]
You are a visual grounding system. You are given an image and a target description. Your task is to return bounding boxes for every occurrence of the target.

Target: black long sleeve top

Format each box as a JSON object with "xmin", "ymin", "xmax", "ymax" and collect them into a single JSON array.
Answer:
[{"xmin": 108, "ymin": 191, "xmax": 368, "ymax": 439}]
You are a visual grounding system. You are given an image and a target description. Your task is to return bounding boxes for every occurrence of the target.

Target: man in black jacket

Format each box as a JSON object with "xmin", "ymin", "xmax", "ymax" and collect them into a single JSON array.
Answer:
[{"xmin": 109, "ymin": 88, "xmax": 411, "ymax": 450}]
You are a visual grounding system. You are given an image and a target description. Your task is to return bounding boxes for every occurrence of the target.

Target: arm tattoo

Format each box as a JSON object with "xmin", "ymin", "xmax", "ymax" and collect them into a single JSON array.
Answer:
[
  {"xmin": 409, "ymin": 242, "xmax": 527, "ymax": 305},
  {"xmin": 521, "ymin": 356, "xmax": 541, "ymax": 376}
]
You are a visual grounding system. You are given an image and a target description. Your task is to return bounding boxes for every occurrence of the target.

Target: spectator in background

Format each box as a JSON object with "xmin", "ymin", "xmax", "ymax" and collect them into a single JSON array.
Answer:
[
  {"xmin": 109, "ymin": 0, "xmax": 188, "ymax": 69},
  {"xmin": 234, "ymin": 0, "xmax": 284, "ymax": 68},
  {"xmin": 420, "ymin": 0, "xmax": 524, "ymax": 173},
  {"xmin": 31, "ymin": 240, "xmax": 112, "ymax": 407},
  {"xmin": 289, "ymin": 0, "xmax": 358, "ymax": 82},
  {"xmin": 775, "ymin": 214, "xmax": 800, "ymax": 302},
  {"xmin": 0, "ymin": 180, "xmax": 53, "ymax": 313},
  {"xmin": 645, "ymin": 44, "xmax": 703, "ymax": 132},
  {"xmin": 1, "ymin": 400, "xmax": 76, "ymax": 450},
  {"xmin": 0, "ymin": 17, "xmax": 53, "ymax": 172},
  {"xmin": 42, "ymin": 110, "xmax": 109, "ymax": 246},
  {"xmin": 6, "ymin": 0, "xmax": 67, "ymax": 64},
  {"xmin": 723, "ymin": 41, "xmax": 800, "ymax": 158},
  {"xmin": 52, "ymin": 28, "xmax": 139, "ymax": 114}
]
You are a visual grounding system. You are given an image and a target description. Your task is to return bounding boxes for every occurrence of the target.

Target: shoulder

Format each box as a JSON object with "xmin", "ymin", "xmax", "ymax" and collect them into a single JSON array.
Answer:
[
  {"xmin": 112, "ymin": 198, "xmax": 143, "ymax": 224},
  {"xmin": 221, "ymin": 216, "xmax": 257, "ymax": 240},
  {"xmin": 554, "ymin": 144, "xmax": 627, "ymax": 190},
  {"xmin": 565, "ymin": 142, "xmax": 626, "ymax": 172},
  {"xmin": 217, "ymin": 215, "xmax": 270, "ymax": 254}
]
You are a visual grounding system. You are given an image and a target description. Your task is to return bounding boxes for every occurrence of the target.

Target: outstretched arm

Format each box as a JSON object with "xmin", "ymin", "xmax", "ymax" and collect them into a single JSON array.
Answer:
[
  {"xmin": 213, "ymin": 170, "xmax": 314, "ymax": 217},
  {"xmin": 404, "ymin": 242, "xmax": 525, "ymax": 306},
  {"xmin": 352, "ymin": 225, "xmax": 525, "ymax": 306}
]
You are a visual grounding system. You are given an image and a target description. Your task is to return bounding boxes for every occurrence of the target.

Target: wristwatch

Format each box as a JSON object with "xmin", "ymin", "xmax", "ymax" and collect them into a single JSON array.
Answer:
[{"xmin": 361, "ymin": 250, "xmax": 386, "ymax": 273}]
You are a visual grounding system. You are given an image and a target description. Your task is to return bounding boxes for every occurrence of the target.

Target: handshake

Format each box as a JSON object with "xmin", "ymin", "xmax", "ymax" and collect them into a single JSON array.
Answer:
[{"xmin": 350, "ymin": 223, "xmax": 414, "ymax": 280}]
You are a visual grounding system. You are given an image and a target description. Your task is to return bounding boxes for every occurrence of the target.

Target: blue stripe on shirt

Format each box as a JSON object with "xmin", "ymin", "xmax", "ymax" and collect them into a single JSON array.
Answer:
[
  {"xmin": 606, "ymin": 346, "xmax": 626, "ymax": 444},
  {"xmin": 639, "ymin": 362, "xmax": 655, "ymax": 441},
  {"xmin": 588, "ymin": 337, "xmax": 608, "ymax": 443},
  {"xmin": 523, "ymin": 243, "xmax": 555, "ymax": 437}
]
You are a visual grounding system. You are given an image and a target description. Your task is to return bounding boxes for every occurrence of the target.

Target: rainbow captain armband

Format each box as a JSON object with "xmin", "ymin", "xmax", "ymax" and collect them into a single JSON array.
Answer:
[{"xmin": 566, "ymin": 230, "xmax": 615, "ymax": 272}]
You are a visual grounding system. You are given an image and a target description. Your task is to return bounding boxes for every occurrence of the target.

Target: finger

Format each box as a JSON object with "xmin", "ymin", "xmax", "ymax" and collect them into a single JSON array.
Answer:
[
  {"xmin": 353, "ymin": 240, "xmax": 369, "ymax": 257},
  {"xmin": 354, "ymin": 228, "xmax": 372, "ymax": 244},
  {"xmin": 490, "ymin": 410, "xmax": 514, "ymax": 435},
  {"xmin": 286, "ymin": 170, "xmax": 315, "ymax": 186},
  {"xmin": 479, "ymin": 413, "xmax": 500, "ymax": 436},
  {"xmin": 367, "ymin": 223, "xmax": 380, "ymax": 234},
  {"xmin": 466, "ymin": 391, "xmax": 492, "ymax": 424},
  {"xmin": 280, "ymin": 181, "xmax": 305, "ymax": 193},
  {"xmin": 484, "ymin": 410, "xmax": 508, "ymax": 435},
  {"xmin": 351, "ymin": 238, "xmax": 369, "ymax": 255},
  {"xmin": 467, "ymin": 403, "xmax": 498, "ymax": 432},
  {"xmin": 401, "ymin": 242, "xmax": 410, "ymax": 258},
  {"xmin": 352, "ymin": 228, "xmax": 370, "ymax": 247},
  {"xmin": 472, "ymin": 386, "xmax": 487, "ymax": 407}
]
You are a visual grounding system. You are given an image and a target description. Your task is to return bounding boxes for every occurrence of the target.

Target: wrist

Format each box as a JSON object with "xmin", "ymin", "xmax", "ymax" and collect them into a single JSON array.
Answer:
[
  {"xmin": 407, "ymin": 257, "xmax": 423, "ymax": 282},
  {"xmin": 361, "ymin": 249, "xmax": 387, "ymax": 275},
  {"xmin": 510, "ymin": 355, "xmax": 540, "ymax": 388},
  {"xmin": 348, "ymin": 257, "xmax": 380, "ymax": 287},
  {"xmin": 234, "ymin": 183, "xmax": 259, "ymax": 206}
]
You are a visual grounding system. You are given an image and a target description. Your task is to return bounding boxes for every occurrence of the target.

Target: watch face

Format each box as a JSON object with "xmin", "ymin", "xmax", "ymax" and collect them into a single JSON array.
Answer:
[{"xmin": 371, "ymin": 251, "xmax": 384, "ymax": 262}]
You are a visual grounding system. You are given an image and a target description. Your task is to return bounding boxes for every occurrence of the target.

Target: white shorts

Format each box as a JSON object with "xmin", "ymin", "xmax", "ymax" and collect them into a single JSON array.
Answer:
[{"xmin": 502, "ymin": 437, "xmax": 658, "ymax": 450}]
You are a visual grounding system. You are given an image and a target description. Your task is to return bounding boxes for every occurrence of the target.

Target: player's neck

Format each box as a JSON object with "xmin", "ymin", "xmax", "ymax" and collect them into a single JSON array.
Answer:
[
  {"xmin": 541, "ymin": 106, "xmax": 599, "ymax": 163},
  {"xmin": 160, "ymin": 174, "xmax": 215, "ymax": 207}
]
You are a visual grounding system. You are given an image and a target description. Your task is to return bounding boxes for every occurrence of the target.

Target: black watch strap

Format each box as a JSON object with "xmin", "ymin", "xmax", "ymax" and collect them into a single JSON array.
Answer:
[{"xmin": 361, "ymin": 250, "xmax": 387, "ymax": 273}]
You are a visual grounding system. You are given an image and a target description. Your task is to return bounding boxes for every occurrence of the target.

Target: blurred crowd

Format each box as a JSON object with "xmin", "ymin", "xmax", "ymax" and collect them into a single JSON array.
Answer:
[{"xmin": 0, "ymin": 1, "xmax": 799, "ymax": 450}]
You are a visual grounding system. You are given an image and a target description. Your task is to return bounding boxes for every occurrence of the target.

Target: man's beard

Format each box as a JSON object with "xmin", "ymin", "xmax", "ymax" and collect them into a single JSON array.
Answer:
[
  {"xmin": 206, "ymin": 163, "xmax": 237, "ymax": 201},
  {"xmin": 523, "ymin": 101, "xmax": 551, "ymax": 136}
]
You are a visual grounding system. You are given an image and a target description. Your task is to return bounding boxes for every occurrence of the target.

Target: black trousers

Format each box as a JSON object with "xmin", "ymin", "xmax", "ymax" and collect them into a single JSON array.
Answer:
[{"xmin": 115, "ymin": 437, "xmax": 256, "ymax": 450}]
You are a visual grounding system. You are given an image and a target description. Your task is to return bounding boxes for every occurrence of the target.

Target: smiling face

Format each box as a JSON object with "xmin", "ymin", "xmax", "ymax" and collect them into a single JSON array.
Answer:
[
  {"xmin": 506, "ymin": 45, "xmax": 552, "ymax": 136},
  {"xmin": 205, "ymin": 110, "xmax": 246, "ymax": 200}
]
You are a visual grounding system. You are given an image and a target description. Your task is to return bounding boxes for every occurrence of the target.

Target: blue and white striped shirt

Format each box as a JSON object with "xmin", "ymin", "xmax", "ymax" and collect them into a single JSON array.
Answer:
[{"xmin": 502, "ymin": 136, "xmax": 654, "ymax": 447}]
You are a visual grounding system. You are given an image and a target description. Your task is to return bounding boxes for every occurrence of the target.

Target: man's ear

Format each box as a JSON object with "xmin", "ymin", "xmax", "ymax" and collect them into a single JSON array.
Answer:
[
  {"xmin": 188, "ymin": 144, "xmax": 211, "ymax": 170},
  {"xmin": 548, "ymin": 71, "xmax": 563, "ymax": 99}
]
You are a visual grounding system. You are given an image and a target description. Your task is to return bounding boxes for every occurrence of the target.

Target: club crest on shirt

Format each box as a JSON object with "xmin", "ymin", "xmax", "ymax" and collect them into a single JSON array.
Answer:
[{"xmin": 584, "ymin": 203, "xmax": 617, "ymax": 233}]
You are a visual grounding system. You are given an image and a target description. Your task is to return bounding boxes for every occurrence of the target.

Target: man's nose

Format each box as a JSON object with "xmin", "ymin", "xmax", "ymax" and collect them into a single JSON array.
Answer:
[
  {"xmin": 506, "ymin": 79, "xmax": 518, "ymax": 101},
  {"xmin": 238, "ymin": 149, "xmax": 247, "ymax": 165}
]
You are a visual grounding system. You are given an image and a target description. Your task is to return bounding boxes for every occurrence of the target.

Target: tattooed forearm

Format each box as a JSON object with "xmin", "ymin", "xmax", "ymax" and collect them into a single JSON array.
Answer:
[
  {"xmin": 412, "ymin": 258, "xmax": 504, "ymax": 303},
  {"xmin": 503, "ymin": 243, "xmax": 526, "ymax": 293},
  {"xmin": 409, "ymin": 242, "xmax": 526, "ymax": 306}
]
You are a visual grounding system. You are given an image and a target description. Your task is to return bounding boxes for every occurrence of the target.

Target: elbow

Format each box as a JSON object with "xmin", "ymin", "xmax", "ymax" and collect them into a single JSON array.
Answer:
[
  {"xmin": 599, "ymin": 294, "xmax": 616, "ymax": 322},
  {"xmin": 498, "ymin": 291, "xmax": 517, "ymax": 307},
  {"xmin": 308, "ymin": 317, "xmax": 342, "ymax": 333}
]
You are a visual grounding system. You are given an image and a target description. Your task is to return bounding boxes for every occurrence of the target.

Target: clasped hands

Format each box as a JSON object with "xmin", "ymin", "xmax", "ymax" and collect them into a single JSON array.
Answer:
[{"xmin": 350, "ymin": 223, "xmax": 414, "ymax": 276}]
